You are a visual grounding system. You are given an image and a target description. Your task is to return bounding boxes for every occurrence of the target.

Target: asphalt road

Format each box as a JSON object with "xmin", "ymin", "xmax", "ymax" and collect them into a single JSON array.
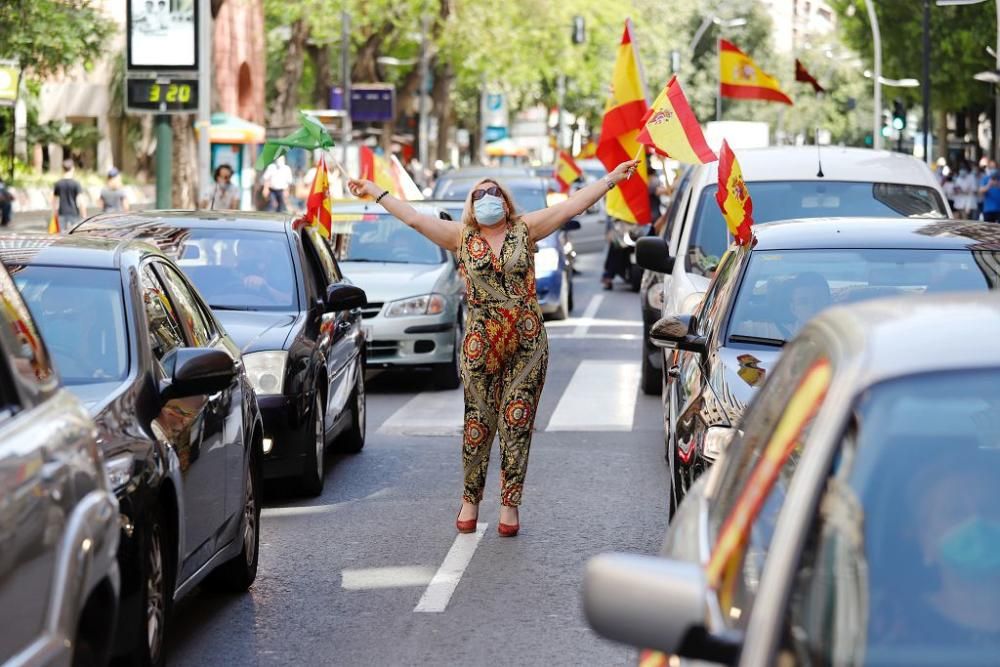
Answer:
[{"xmin": 164, "ymin": 233, "xmax": 666, "ymax": 667}]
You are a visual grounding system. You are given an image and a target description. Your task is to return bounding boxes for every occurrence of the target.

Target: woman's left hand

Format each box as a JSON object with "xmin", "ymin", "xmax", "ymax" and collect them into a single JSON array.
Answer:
[{"xmin": 608, "ymin": 159, "xmax": 641, "ymax": 185}]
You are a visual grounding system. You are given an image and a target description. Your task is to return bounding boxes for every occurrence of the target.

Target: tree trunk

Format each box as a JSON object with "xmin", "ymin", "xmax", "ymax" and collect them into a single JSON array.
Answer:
[
  {"xmin": 268, "ymin": 18, "xmax": 309, "ymax": 129},
  {"xmin": 387, "ymin": 67, "xmax": 421, "ymax": 152},
  {"xmin": 431, "ymin": 61, "xmax": 453, "ymax": 163},
  {"xmin": 351, "ymin": 27, "xmax": 390, "ymax": 83},
  {"xmin": 935, "ymin": 108, "xmax": 948, "ymax": 162},
  {"xmin": 307, "ymin": 44, "xmax": 332, "ymax": 109},
  {"xmin": 171, "ymin": 115, "xmax": 198, "ymax": 207}
]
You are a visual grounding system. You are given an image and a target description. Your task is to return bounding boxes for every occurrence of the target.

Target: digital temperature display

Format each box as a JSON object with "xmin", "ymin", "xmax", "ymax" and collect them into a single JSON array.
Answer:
[{"xmin": 126, "ymin": 78, "xmax": 198, "ymax": 113}]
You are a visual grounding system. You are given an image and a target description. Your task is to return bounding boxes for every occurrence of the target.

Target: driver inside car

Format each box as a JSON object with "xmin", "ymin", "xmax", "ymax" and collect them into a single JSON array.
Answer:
[{"xmin": 235, "ymin": 238, "xmax": 293, "ymax": 305}]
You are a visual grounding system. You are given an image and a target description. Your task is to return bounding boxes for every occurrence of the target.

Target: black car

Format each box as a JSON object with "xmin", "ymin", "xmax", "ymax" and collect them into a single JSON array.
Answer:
[
  {"xmin": 0, "ymin": 233, "xmax": 263, "ymax": 666},
  {"xmin": 72, "ymin": 211, "xmax": 368, "ymax": 496},
  {"xmin": 649, "ymin": 218, "xmax": 1000, "ymax": 514}
]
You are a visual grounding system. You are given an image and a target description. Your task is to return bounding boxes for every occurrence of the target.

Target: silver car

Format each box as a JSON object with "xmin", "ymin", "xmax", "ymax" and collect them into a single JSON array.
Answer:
[
  {"xmin": 0, "ymin": 260, "xmax": 120, "ymax": 666},
  {"xmin": 334, "ymin": 202, "xmax": 464, "ymax": 389}
]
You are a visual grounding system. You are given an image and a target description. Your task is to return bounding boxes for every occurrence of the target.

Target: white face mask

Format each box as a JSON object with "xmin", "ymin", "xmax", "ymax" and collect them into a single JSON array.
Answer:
[{"xmin": 473, "ymin": 193, "xmax": 506, "ymax": 226}]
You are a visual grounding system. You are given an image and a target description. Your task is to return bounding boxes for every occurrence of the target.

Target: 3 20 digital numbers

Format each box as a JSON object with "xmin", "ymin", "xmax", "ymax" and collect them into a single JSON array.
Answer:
[{"xmin": 147, "ymin": 83, "xmax": 192, "ymax": 104}]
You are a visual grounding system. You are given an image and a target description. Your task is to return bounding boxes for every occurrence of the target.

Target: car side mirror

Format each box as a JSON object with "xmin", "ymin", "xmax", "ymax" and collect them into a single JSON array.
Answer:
[
  {"xmin": 584, "ymin": 553, "xmax": 737, "ymax": 661},
  {"xmin": 326, "ymin": 283, "xmax": 367, "ymax": 312},
  {"xmin": 160, "ymin": 348, "xmax": 236, "ymax": 401},
  {"xmin": 562, "ymin": 219, "xmax": 582, "ymax": 231},
  {"xmin": 636, "ymin": 236, "xmax": 674, "ymax": 274},
  {"xmin": 649, "ymin": 314, "xmax": 706, "ymax": 354}
]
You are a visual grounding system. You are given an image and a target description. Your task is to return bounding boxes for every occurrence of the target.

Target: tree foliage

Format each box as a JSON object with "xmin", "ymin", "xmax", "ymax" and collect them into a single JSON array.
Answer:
[{"xmin": 0, "ymin": 0, "xmax": 115, "ymax": 78}]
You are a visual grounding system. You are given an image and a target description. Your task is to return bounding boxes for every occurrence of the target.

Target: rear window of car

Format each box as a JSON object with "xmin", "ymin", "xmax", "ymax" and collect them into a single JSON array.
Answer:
[
  {"xmin": 686, "ymin": 181, "xmax": 949, "ymax": 276},
  {"xmin": 436, "ymin": 180, "xmax": 547, "ymax": 212},
  {"xmin": 339, "ymin": 214, "xmax": 445, "ymax": 265}
]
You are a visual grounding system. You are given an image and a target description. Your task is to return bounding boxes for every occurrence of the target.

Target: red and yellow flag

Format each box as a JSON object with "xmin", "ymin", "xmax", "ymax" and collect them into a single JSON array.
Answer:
[
  {"xmin": 576, "ymin": 140, "xmax": 597, "ymax": 159},
  {"xmin": 47, "ymin": 213, "xmax": 60, "ymax": 235},
  {"xmin": 306, "ymin": 156, "xmax": 333, "ymax": 238},
  {"xmin": 716, "ymin": 140, "xmax": 754, "ymax": 245},
  {"xmin": 554, "ymin": 150, "xmax": 582, "ymax": 193},
  {"xmin": 636, "ymin": 75, "xmax": 717, "ymax": 165},
  {"xmin": 719, "ymin": 39, "xmax": 793, "ymax": 106},
  {"xmin": 360, "ymin": 145, "xmax": 404, "ymax": 199},
  {"xmin": 596, "ymin": 19, "xmax": 650, "ymax": 225}
]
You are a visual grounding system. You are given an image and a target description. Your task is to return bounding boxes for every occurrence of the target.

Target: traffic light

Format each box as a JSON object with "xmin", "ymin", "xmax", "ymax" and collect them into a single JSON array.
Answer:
[
  {"xmin": 572, "ymin": 16, "xmax": 585, "ymax": 44},
  {"xmin": 881, "ymin": 110, "xmax": 892, "ymax": 138},
  {"xmin": 892, "ymin": 99, "xmax": 906, "ymax": 131}
]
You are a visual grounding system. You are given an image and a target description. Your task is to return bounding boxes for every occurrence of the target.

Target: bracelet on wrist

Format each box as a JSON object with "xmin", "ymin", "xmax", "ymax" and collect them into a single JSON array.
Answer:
[
  {"xmin": 375, "ymin": 190, "xmax": 390, "ymax": 203},
  {"xmin": 604, "ymin": 176, "xmax": 616, "ymax": 191}
]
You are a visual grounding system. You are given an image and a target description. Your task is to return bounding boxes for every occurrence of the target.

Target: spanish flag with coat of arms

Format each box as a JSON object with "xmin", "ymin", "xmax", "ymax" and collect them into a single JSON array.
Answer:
[
  {"xmin": 716, "ymin": 140, "xmax": 754, "ymax": 245},
  {"xmin": 305, "ymin": 156, "xmax": 333, "ymax": 239},
  {"xmin": 596, "ymin": 19, "xmax": 650, "ymax": 225},
  {"xmin": 719, "ymin": 39, "xmax": 793, "ymax": 106},
  {"xmin": 636, "ymin": 75, "xmax": 717, "ymax": 165}
]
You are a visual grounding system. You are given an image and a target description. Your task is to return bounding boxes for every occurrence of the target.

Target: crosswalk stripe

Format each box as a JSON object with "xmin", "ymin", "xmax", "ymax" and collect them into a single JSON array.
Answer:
[
  {"xmin": 414, "ymin": 522, "xmax": 488, "ymax": 612},
  {"xmin": 571, "ymin": 294, "xmax": 605, "ymax": 337},
  {"xmin": 545, "ymin": 360, "xmax": 641, "ymax": 432},
  {"xmin": 377, "ymin": 388, "xmax": 464, "ymax": 436}
]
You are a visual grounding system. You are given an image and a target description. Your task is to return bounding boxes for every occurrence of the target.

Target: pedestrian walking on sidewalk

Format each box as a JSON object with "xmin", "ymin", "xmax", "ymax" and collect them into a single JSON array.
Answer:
[
  {"xmin": 262, "ymin": 155, "xmax": 293, "ymax": 212},
  {"xmin": 980, "ymin": 167, "xmax": 1000, "ymax": 223},
  {"xmin": 53, "ymin": 159, "xmax": 86, "ymax": 228},
  {"xmin": 348, "ymin": 157, "xmax": 639, "ymax": 537},
  {"xmin": 954, "ymin": 162, "xmax": 979, "ymax": 220},
  {"xmin": 99, "ymin": 167, "xmax": 130, "ymax": 213},
  {"xmin": 0, "ymin": 178, "xmax": 12, "ymax": 226}
]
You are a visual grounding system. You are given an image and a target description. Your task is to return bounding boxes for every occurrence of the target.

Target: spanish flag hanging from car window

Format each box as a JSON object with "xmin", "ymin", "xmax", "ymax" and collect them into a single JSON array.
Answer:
[
  {"xmin": 716, "ymin": 140, "xmax": 754, "ymax": 245},
  {"xmin": 636, "ymin": 75, "xmax": 717, "ymax": 165},
  {"xmin": 719, "ymin": 39, "xmax": 793, "ymax": 106},
  {"xmin": 596, "ymin": 19, "xmax": 650, "ymax": 225},
  {"xmin": 305, "ymin": 156, "xmax": 333, "ymax": 239}
]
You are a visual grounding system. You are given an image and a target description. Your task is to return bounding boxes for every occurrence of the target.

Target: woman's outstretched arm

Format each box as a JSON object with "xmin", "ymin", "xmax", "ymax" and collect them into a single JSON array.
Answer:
[
  {"xmin": 522, "ymin": 159, "xmax": 639, "ymax": 242},
  {"xmin": 348, "ymin": 178, "xmax": 462, "ymax": 252}
]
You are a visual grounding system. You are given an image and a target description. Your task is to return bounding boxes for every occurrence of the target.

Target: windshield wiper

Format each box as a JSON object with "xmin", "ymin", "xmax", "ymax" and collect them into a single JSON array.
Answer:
[
  {"xmin": 210, "ymin": 304, "xmax": 257, "ymax": 311},
  {"xmin": 729, "ymin": 334, "xmax": 785, "ymax": 347},
  {"xmin": 343, "ymin": 258, "xmax": 414, "ymax": 264}
]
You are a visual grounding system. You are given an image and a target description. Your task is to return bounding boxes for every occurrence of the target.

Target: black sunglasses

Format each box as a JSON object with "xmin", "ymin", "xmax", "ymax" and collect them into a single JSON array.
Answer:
[{"xmin": 471, "ymin": 185, "xmax": 502, "ymax": 201}]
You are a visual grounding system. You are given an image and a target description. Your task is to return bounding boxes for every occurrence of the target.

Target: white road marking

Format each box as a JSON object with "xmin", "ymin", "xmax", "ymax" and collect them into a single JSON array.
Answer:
[
  {"xmin": 545, "ymin": 360, "xmax": 641, "ymax": 432},
  {"xmin": 413, "ymin": 522, "xmax": 488, "ymax": 613},
  {"xmin": 262, "ymin": 505, "xmax": 337, "ymax": 518},
  {"xmin": 341, "ymin": 566, "xmax": 436, "ymax": 590},
  {"xmin": 378, "ymin": 388, "xmax": 464, "ymax": 436},
  {"xmin": 571, "ymin": 294, "xmax": 604, "ymax": 337},
  {"xmin": 547, "ymin": 318, "xmax": 642, "ymax": 329},
  {"xmin": 548, "ymin": 333, "xmax": 642, "ymax": 341}
]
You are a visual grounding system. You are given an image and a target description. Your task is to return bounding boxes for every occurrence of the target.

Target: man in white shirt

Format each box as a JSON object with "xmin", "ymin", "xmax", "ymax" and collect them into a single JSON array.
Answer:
[{"xmin": 262, "ymin": 155, "xmax": 294, "ymax": 212}]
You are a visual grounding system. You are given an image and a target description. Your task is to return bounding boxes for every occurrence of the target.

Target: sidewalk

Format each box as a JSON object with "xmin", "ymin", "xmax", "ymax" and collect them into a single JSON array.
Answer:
[{"xmin": 7, "ymin": 183, "xmax": 155, "ymax": 232}]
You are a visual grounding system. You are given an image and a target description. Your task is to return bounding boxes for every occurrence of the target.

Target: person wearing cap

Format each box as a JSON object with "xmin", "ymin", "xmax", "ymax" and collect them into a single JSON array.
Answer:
[{"xmin": 99, "ymin": 168, "xmax": 129, "ymax": 213}]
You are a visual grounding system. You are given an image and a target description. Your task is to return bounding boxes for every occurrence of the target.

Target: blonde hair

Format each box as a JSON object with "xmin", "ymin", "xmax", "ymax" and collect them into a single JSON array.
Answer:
[{"xmin": 460, "ymin": 178, "xmax": 519, "ymax": 228}]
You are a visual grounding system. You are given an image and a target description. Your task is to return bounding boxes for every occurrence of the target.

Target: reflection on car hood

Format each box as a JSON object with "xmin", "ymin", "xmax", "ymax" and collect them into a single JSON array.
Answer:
[
  {"xmin": 215, "ymin": 311, "xmax": 298, "ymax": 353},
  {"xmin": 341, "ymin": 261, "xmax": 449, "ymax": 303},
  {"xmin": 713, "ymin": 346, "xmax": 783, "ymax": 418}
]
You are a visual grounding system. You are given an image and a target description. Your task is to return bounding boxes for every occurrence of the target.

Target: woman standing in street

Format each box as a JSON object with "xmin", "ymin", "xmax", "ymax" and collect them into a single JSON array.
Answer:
[{"xmin": 349, "ymin": 157, "xmax": 638, "ymax": 536}]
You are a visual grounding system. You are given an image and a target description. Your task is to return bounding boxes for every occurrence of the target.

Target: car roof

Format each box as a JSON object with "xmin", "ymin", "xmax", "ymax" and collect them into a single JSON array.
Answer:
[
  {"xmin": 328, "ymin": 201, "xmax": 447, "ymax": 217},
  {"xmin": 809, "ymin": 292, "xmax": 1000, "ymax": 388},
  {"xmin": 748, "ymin": 218, "xmax": 1000, "ymax": 251},
  {"xmin": 75, "ymin": 209, "xmax": 297, "ymax": 235},
  {"xmin": 0, "ymin": 232, "xmax": 160, "ymax": 269},
  {"xmin": 436, "ymin": 176, "xmax": 548, "ymax": 192},
  {"xmin": 689, "ymin": 146, "xmax": 940, "ymax": 190},
  {"xmin": 439, "ymin": 166, "xmax": 533, "ymax": 179}
]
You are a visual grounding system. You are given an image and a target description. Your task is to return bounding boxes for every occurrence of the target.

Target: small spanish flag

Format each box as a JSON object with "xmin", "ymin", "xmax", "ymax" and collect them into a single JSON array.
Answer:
[
  {"xmin": 47, "ymin": 213, "xmax": 60, "ymax": 235},
  {"xmin": 554, "ymin": 150, "xmax": 583, "ymax": 193},
  {"xmin": 795, "ymin": 59, "xmax": 825, "ymax": 94},
  {"xmin": 359, "ymin": 145, "xmax": 404, "ymax": 200},
  {"xmin": 576, "ymin": 140, "xmax": 597, "ymax": 159},
  {"xmin": 636, "ymin": 76, "xmax": 717, "ymax": 165},
  {"xmin": 716, "ymin": 140, "xmax": 753, "ymax": 246},
  {"xmin": 719, "ymin": 39, "xmax": 793, "ymax": 106},
  {"xmin": 305, "ymin": 156, "xmax": 333, "ymax": 239}
]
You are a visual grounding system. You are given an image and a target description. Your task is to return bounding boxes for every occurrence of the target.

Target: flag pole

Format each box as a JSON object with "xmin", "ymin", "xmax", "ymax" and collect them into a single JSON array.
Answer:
[{"xmin": 716, "ymin": 38, "xmax": 723, "ymax": 122}]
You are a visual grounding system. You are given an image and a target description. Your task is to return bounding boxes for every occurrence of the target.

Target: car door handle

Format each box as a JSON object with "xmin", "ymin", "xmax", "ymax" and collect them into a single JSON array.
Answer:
[{"xmin": 667, "ymin": 365, "xmax": 681, "ymax": 379}]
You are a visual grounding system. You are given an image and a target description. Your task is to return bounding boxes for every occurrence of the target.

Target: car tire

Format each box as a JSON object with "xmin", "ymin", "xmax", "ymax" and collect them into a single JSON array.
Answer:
[
  {"xmin": 628, "ymin": 264, "xmax": 643, "ymax": 293},
  {"xmin": 131, "ymin": 505, "xmax": 171, "ymax": 667},
  {"xmin": 640, "ymin": 340, "xmax": 661, "ymax": 396},
  {"xmin": 550, "ymin": 271, "xmax": 570, "ymax": 321},
  {"xmin": 431, "ymin": 317, "xmax": 462, "ymax": 390},
  {"xmin": 300, "ymin": 394, "xmax": 326, "ymax": 496},
  {"xmin": 338, "ymin": 365, "xmax": 367, "ymax": 452},
  {"xmin": 206, "ymin": 443, "xmax": 260, "ymax": 592},
  {"xmin": 567, "ymin": 272, "xmax": 575, "ymax": 312}
]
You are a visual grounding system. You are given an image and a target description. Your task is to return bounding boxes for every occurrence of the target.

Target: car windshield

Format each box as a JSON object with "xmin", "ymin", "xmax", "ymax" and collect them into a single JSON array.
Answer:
[
  {"xmin": 728, "ymin": 248, "xmax": 1000, "ymax": 345},
  {"xmin": 793, "ymin": 369, "xmax": 1000, "ymax": 664},
  {"xmin": 436, "ymin": 180, "xmax": 547, "ymax": 212},
  {"xmin": 340, "ymin": 214, "xmax": 445, "ymax": 264},
  {"xmin": 687, "ymin": 181, "xmax": 950, "ymax": 276},
  {"xmin": 173, "ymin": 229, "xmax": 297, "ymax": 311},
  {"xmin": 13, "ymin": 266, "xmax": 128, "ymax": 386}
]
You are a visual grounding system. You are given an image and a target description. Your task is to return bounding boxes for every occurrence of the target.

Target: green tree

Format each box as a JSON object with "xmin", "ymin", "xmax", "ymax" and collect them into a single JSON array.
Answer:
[{"xmin": 0, "ymin": 0, "xmax": 115, "ymax": 78}]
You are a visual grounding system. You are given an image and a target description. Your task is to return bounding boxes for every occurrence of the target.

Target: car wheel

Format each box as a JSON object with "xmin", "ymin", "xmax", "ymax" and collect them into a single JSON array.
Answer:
[
  {"xmin": 431, "ymin": 316, "xmax": 462, "ymax": 390},
  {"xmin": 550, "ymin": 271, "xmax": 570, "ymax": 321},
  {"xmin": 300, "ymin": 393, "xmax": 326, "ymax": 496},
  {"xmin": 338, "ymin": 365, "xmax": 367, "ymax": 452},
  {"xmin": 640, "ymin": 338, "xmax": 661, "ymax": 396},
  {"xmin": 567, "ymin": 272, "xmax": 575, "ymax": 312},
  {"xmin": 206, "ymin": 443, "xmax": 260, "ymax": 591},
  {"xmin": 628, "ymin": 263, "xmax": 643, "ymax": 293},
  {"xmin": 131, "ymin": 506, "xmax": 171, "ymax": 667}
]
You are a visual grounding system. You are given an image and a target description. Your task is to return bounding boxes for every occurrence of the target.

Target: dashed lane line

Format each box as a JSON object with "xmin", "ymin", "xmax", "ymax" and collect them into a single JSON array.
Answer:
[{"xmin": 413, "ymin": 522, "xmax": 488, "ymax": 612}]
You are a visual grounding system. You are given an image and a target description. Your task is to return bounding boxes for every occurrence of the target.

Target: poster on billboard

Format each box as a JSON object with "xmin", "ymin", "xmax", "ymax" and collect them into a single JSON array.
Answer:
[{"xmin": 127, "ymin": 0, "xmax": 198, "ymax": 70}]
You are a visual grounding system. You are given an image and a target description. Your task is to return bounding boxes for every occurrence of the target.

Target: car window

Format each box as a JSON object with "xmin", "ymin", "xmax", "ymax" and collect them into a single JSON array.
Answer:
[
  {"xmin": 782, "ymin": 368, "xmax": 1000, "ymax": 665},
  {"xmin": 338, "ymin": 214, "xmax": 445, "ymax": 265},
  {"xmin": 0, "ymin": 265, "xmax": 56, "ymax": 391},
  {"xmin": 695, "ymin": 247, "xmax": 741, "ymax": 337},
  {"xmin": 304, "ymin": 226, "xmax": 343, "ymax": 281},
  {"xmin": 298, "ymin": 233, "xmax": 329, "ymax": 302},
  {"xmin": 140, "ymin": 265, "xmax": 185, "ymax": 362},
  {"xmin": 705, "ymin": 340, "xmax": 832, "ymax": 629},
  {"xmin": 155, "ymin": 262, "xmax": 213, "ymax": 347},
  {"xmin": 661, "ymin": 169, "xmax": 691, "ymax": 243}
]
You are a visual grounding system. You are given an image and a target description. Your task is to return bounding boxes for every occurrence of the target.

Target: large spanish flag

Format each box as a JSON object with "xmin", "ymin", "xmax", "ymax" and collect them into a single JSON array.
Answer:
[
  {"xmin": 596, "ymin": 20, "xmax": 650, "ymax": 225},
  {"xmin": 716, "ymin": 140, "xmax": 754, "ymax": 245},
  {"xmin": 359, "ymin": 145, "xmax": 404, "ymax": 199},
  {"xmin": 554, "ymin": 150, "xmax": 583, "ymax": 193},
  {"xmin": 636, "ymin": 76, "xmax": 717, "ymax": 165},
  {"xmin": 306, "ymin": 156, "xmax": 333, "ymax": 238},
  {"xmin": 719, "ymin": 39, "xmax": 793, "ymax": 106}
]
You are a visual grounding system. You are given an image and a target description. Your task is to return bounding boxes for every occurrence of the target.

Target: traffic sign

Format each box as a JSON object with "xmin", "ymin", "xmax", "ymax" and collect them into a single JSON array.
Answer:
[{"xmin": 0, "ymin": 61, "xmax": 19, "ymax": 107}]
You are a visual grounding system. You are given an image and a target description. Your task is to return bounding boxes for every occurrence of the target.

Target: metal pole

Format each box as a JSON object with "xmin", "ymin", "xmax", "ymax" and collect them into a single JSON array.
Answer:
[
  {"xmin": 865, "ymin": 0, "xmax": 883, "ymax": 150},
  {"xmin": 922, "ymin": 0, "xmax": 931, "ymax": 161},
  {"xmin": 341, "ymin": 10, "xmax": 352, "ymax": 166},
  {"xmin": 197, "ymin": 0, "xmax": 211, "ymax": 202},
  {"xmin": 995, "ymin": 0, "xmax": 1000, "ymax": 159},
  {"xmin": 417, "ymin": 13, "xmax": 431, "ymax": 170},
  {"xmin": 556, "ymin": 74, "xmax": 566, "ymax": 151},
  {"xmin": 716, "ymin": 38, "xmax": 722, "ymax": 122},
  {"xmin": 155, "ymin": 115, "xmax": 172, "ymax": 208}
]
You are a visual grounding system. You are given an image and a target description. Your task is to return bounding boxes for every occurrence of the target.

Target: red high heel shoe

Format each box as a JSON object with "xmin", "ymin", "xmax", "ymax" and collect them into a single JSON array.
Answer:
[
  {"xmin": 497, "ymin": 522, "xmax": 519, "ymax": 537},
  {"xmin": 456, "ymin": 508, "xmax": 478, "ymax": 534}
]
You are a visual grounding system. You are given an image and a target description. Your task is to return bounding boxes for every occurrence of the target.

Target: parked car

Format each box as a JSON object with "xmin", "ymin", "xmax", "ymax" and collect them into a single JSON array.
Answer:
[
  {"xmin": 332, "ymin": 202, "xmax": 465, "ymax": 389},
  {"xmin": 70, "ymin": 211, "xmax": 368, "ymax": 496},
  {"xmin": 0, "ymin": 253, "xmax": 120, "ymax": 666},
  {"xmin": 0, "ymin": 233, "xmax": 265, "ymax": 666},
  {"xmin": 647, "ymin": 218, "xmax": 1000, "ymax": 514},
  {"xmin": 636, "ymin": 146, "xmax": 951, "ymax": 395},
  {"xmin": 433, "ymin": 177, "xmax": 579, "ymax": 319},
  {"xmin": 431, "ymin": 166, "xmax": 534, "ymax": 199},
  {"xmin": 586, "ymin": 291, "xmax": 1000, "ymax": 666}
]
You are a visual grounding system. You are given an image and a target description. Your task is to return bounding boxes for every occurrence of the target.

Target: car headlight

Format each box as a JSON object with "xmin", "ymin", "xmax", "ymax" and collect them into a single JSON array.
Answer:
[
  {"xmin": 243, "ymin": 350, "xmax": 288, "ymax": 395},
  {"xmin": 647, "ymin": 282, "xmax": 665, "ymax": 311},
  {"xmin": 703, "ymin": 426, "xmax": 735, "ymax": 462},
  {"xmin": 385, "ymin": 294, "xmax": 446, "ymax": 317},
  {"xmin": 679, "ymin": 290, "xmax": 706, "ymax": 315},
  {"xmin": 534, "ymin": 247, "xmax": 560, "ymax": 274},
  {"xmin": 105, "ymin": 454, "xmax": 134, "ymax": 492}
]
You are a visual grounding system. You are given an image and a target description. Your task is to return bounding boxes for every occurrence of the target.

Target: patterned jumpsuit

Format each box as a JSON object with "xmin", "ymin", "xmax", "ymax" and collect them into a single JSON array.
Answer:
[{"xmin": 458, "ymin": 218, "xmax": 548, "ymax": 508}]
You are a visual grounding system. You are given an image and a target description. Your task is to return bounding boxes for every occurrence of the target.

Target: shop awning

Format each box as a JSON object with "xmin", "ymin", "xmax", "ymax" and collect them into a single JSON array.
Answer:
[
  {"xmin": 485, "ymin": 138, "xmax": 528, "ymax": 157},
  {"xmin": 207, "ymin": 112, "xmax": 265, "ymax": 144}
]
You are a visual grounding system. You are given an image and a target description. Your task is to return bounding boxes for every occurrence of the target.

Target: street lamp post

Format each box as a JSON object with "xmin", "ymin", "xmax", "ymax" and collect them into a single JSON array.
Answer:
[
  {"xmin": 688, "ymin": 15, "xmax": 747, "ymax": 122},
  {"xmin": 417, "ymin": 13, "xmax": 431, "ymax": 171},
  {"xmin": 922, "ymin": 0, "xmax": 932, "ymax": 162},
  {"xmin": 864, "ymin": 0, "xmax": 883, "ymax": 150}
]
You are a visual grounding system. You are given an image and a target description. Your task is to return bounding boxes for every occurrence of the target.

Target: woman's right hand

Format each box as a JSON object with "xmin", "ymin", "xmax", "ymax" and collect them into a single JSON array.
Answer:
[{"xmin": 347, "ymin": 178, "xmax": 380, "ymax": 199}]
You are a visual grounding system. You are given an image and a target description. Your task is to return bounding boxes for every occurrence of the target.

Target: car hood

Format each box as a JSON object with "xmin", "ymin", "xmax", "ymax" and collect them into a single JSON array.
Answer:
[
  {"xmin": 214, "ymin": 310, "xmax": 298, "ymax": 353},
  {"xmin": 340, "ymin": 261, "xmax": 449, "ymax": 303},
  {"xmin": 712, "ymin": 345, "xmax": 783, "ymax": 417},
  {"xmin": 66, "ymin": 382, "xmax": 126, "ymax": 415}
]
